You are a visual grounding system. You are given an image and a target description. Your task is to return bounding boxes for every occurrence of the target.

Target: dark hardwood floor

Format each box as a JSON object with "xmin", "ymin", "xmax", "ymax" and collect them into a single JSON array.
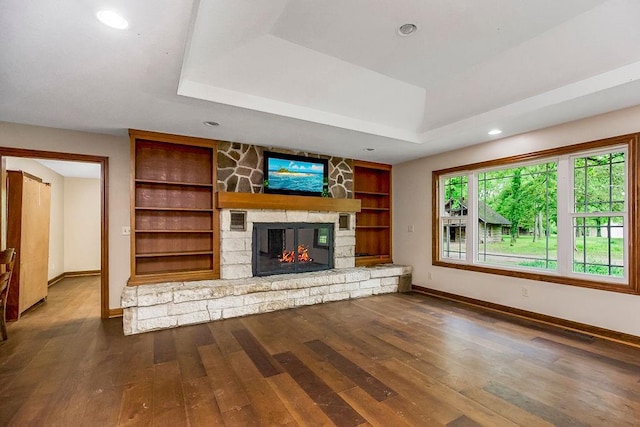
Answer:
[{"xmin": 1, "ymin": 276, "xmax": 639, "ymax": 426}]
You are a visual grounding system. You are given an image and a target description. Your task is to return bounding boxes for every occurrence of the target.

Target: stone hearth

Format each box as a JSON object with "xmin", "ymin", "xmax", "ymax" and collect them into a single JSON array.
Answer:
[
  {"xmin": 122, "ymin": 264, "xmax": 411, "ymax": 335},
  {"xmin": 122, "ymin": 203, "xmax": 411, "ymax": 335}
]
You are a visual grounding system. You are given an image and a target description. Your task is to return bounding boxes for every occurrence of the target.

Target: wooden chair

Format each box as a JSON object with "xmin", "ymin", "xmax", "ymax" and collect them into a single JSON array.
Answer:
[{"xmin": 0, "ymin": 248, "xmax": 16, "ymax": 341}]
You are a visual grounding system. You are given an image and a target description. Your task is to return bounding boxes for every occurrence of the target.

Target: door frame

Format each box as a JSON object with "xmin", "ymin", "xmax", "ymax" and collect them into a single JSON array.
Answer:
[{"xmin": 0, "ymin": 147, "xmax": 110, "ymax": 318}]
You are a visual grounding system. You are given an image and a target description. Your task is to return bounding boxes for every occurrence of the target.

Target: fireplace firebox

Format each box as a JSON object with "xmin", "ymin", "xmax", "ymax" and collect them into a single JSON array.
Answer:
[{"xmin": 252, "ymin": 223, "xmax": 334, "ymax": 276}]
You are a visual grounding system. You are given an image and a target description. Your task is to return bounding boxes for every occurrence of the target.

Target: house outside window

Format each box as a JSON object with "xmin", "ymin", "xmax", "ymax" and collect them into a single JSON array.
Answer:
[{"xmin": 441, "ymin": 175, "xmax": 468, "ymax": 260}]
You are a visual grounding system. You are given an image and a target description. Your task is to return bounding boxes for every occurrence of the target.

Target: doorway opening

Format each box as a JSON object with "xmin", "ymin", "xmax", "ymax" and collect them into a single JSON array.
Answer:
[{"xmin": 0, "ymin": 147, "xmax": 109, "ymax": 318}]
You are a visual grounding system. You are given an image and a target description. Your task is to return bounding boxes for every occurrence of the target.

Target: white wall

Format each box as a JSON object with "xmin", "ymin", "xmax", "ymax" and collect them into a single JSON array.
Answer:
[
  {"xmin": 5, "ymin": 157, "xmax": 65, "ymax": 281},
  {"xmin": 393, "ymin": 105, "xmax": 640, "ymax": 337},
  {"xmin": 0, "ymin": 122, "xmax": 130, "ymax": 310},
  {"xmin": 64, "ymin": 177, "xmax": 100, "ymax": 272}
]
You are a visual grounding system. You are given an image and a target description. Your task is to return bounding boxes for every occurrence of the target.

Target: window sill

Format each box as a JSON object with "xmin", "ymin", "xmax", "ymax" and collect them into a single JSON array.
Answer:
[{"xmin": 433, "ymin": 260, "xmax": 637, "ymax": 295}]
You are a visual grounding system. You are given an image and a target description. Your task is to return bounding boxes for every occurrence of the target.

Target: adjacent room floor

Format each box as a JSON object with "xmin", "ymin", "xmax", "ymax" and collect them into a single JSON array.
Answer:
[{"xmin": 1, "ymin": 276, "xmax": 639, "ymax": 426}]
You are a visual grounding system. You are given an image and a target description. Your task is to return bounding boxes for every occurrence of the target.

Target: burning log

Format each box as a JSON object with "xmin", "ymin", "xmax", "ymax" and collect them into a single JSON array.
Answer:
[{"xmin": 279, "ymin": 245, "xmax": 313, "ymax": 263}]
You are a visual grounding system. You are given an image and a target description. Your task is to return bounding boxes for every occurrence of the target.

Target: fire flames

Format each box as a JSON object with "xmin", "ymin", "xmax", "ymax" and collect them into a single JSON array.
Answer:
[{"xmin": 279, "ymin": 245, "xmax": 313, "ymax": 263}]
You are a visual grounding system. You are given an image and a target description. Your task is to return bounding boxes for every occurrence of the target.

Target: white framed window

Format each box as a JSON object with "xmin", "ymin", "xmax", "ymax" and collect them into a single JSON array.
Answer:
[{"xmin": 433, "ymin": 134, "xmax": 637, "ymax": 293}]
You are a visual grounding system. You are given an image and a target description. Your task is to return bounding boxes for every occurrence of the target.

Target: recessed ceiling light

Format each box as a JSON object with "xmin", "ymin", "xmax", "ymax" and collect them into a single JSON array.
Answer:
[
  {"xmin": 97, "ymin": 10, "xmax": 128, "ymax": 30},
  {"xmin": 363, "ymin": 148, "xmax": 375, "ymax": 152},
  {"xmin": 204, "ymin": 121, "xmax": 220, "ymax": 127},
  {"xmin": 397, "ymin": 23, "xmax": 418, "ymax": 37},
  {"xmin": 488, "ymin": 129, "xmax": 502, "ymax": 135}
]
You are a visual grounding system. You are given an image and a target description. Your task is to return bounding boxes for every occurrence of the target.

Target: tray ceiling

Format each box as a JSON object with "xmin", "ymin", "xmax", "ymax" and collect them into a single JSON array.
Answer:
[{"xmin": 2, "ymin": 0, "xmax": 640, "ymax": 163}]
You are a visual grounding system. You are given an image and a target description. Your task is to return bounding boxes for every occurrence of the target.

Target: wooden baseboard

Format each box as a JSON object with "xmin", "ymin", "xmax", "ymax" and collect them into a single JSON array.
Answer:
[
  {"xmin": 65, "ymin": 270, "xmax": 101, "ymax": 278},
  {"xmin": 48, "ymin": 270, "xmax": 101, "ymax": 286},
  {"xmin": 47, "ymin": 273, "xmax": 65, "ymax": 287},
  {"xmin": 108, "ymin": 308, "xmax": 123, "ymax": 318},
  {"xmin": 412, "ymin": 285, "xmax": 640, "ymax": 348}
]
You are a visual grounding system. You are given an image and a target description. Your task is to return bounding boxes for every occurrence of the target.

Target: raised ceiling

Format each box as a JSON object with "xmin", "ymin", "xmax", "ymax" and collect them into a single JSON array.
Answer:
[{"xmin": 2, "ymin": 0, "xmax": 640, "ymax": 164}]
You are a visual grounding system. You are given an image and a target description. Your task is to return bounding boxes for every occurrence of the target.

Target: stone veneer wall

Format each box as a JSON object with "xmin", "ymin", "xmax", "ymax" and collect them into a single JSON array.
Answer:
[
  {"xmin": 122, "ymin": 264, "xmax": 412, "ymax": 335},
  {"xmin": 216, "ymin": 142, "xmax": 354, "ymax": 198}
]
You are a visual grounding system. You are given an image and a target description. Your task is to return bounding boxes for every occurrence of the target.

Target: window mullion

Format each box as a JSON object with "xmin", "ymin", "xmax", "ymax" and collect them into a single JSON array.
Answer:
[
  {"xmin": 623, "ymin": 148, "xmax": 629, "ymax": 283},
  {"xmin": 467, "ymin": 173, "xmax": 477, "ymax": 263},
  {"xmin": 556, "ymin": 156, "xmax": 571, "ymax": 276},
  {"xmin": 439, "ymin": 176, "xmax": 446, "ymax": 260}
]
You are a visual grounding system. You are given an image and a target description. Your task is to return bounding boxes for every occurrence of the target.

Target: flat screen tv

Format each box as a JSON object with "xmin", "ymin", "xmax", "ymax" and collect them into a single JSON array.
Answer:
[{"xmin": 263, "ymin": 151, "xmax": 329, "ymax": 197}]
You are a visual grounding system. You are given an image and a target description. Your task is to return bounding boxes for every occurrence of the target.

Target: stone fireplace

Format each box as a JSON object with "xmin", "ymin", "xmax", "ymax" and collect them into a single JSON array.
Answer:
[
  {"xmin": 121, "ymin": 194, "xmax": 411, "ymax": 335},
  {"xmin": 219, "ymin": 206, "xmax": 357, "ymax": 280},
  {"xmin": 252, "ymin": 222, "xmax": 334, "ymax": 276}
]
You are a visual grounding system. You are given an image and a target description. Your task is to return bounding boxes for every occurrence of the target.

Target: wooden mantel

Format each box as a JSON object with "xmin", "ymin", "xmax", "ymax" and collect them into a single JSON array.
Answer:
[{"xmin": 215, "ymin": 192, "xmax": 361, "ymax": 212}]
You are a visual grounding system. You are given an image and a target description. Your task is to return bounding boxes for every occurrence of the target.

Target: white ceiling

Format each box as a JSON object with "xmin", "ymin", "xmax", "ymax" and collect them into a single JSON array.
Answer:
[
  {"xmin": 2, "ymin": 0, "xmax": 640, "ymax": 164},
  {"xmin": 35, "ymin": 159, "xmax": 101, "ymax": 179}
]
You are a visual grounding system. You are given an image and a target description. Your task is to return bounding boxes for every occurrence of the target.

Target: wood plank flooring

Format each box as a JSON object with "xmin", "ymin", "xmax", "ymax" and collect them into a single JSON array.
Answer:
[{"xmin": 1, "ymin": 276, "xmax": 640, "ymax": 426}]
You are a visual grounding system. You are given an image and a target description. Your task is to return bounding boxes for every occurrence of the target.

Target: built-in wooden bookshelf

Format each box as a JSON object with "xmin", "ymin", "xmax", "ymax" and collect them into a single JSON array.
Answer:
[
  {"xmin": 353, "ymin": 160, "xmax": 392, "ymax": 266},
  {"xmin": 129, "ymin": 130, "xmax": 219, "ymax": 285}
]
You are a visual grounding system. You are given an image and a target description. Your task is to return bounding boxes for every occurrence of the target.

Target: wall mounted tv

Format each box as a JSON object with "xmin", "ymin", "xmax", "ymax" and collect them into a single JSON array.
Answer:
[{"xmin": 263, "ymin": 151, "xmax": 329, "ymax": 197}]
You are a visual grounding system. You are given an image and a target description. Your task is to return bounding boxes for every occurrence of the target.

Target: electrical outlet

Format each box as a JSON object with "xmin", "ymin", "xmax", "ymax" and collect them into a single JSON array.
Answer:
[
  {"xmin": 427, "ymin": 272, "xmax": 432, "ymax": 280},
  {"xmin": 408, "ymin": 225, "xmax": 415, "ymax": 232},
  {"xmin": 122, "ymin": 226, "xmax": 131, "ymax": 236},
  {"xmin": 522, "ymin": 287, "xmax": 529, "ymax": 297}
]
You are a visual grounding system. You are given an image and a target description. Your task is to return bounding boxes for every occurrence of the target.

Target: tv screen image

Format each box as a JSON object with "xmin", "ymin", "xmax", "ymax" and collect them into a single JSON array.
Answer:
[{"xmin": 263, "ymin": 152, "xmax": 328, "ymax": 196}]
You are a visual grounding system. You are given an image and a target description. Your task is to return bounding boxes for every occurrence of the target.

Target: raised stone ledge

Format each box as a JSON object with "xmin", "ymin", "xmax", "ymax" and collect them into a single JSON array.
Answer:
[{"xmin": 122, "ymin": 265, "xmax": 412, "ymax": 335}]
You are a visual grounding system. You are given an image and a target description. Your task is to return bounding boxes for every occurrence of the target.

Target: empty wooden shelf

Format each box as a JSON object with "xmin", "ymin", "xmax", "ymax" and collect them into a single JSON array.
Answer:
[
  {"xmin": 129, "ymin": 130, "xmax": 220, "ymax": 285},
  {"xmin": 353, "ymin": 160, "xmax": 392, "ymax": 266}
]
